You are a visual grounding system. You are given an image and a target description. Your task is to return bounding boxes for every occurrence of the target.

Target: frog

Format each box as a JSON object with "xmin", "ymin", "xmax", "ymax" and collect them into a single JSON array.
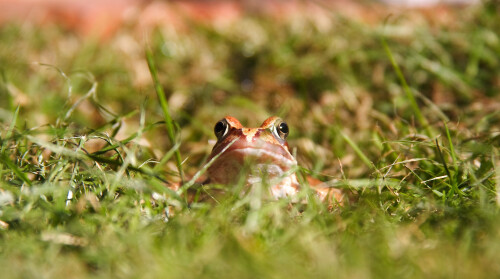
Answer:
[{"xmin": 197, "ymin": 116, "xmax": 344, "ymax": 204}]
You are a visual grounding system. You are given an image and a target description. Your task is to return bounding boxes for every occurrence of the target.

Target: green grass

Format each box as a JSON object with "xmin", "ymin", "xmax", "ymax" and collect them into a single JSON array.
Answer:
[{"xmin": 1, "ymin": 2, "xmax": 500, "ymax": 278}]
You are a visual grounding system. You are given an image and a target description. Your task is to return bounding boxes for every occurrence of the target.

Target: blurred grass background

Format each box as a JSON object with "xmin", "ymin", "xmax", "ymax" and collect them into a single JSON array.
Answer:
[{"xmin": 0, "ymin": 0, "xmax": 499, "ymax": 278}]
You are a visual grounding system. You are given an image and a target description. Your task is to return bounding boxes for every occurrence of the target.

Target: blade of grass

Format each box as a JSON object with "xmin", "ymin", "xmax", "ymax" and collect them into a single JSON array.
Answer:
[
  {"xmin": 0, "ymin": 153, "xmax": 32, "ymax": 186},
  {"xmin": 86, "ymin": 154, "xmax": 168, "ymax": 183},
  {"xmin": 28, "ymin": 135, "xmax": 168, "ymax": 183},
  {"xmin": 494, "ymin": 149, "xmax": 500, "ymax": 206},
  {"xmin": 91, "ymin": 121, "xmax": 161, "ymax": 155},
  {"xmin": 86, "ymin": 110, "xmax": 138, "ymax": 135},
  {"xmin": 0, "ymin": 69, "xmax": 13, "ymax": 110},
  {"xmin": 340, "ymin": 131, "xmax": 374, "ymax": 170},
  {"xmin": 179, "ymin": 138, "xmax": 238, "ymax": 195},
  {"xmin": 324, "ymin": 178, "xmax": 401, "ymax": 189},
  {"xmin": 444, "ymin": 121, "xmax": 458, "ymax": 172},
  {"xmin": 0, "ymin": 105, "xmax": 20, "ymax": 177},
  {"xmin": 1, "ymin": 105, "xmax": 19, "ymax": 150},
  {"xmin": 380, "ymin": 34, "xmax": 433, "ymax": 137},
  {"xmin": 435, "ymin": 139, "xmax": 461, "ymax": 198},
  {"xmin": 66, "ymin": 136, "xmax": 85, "ymax": 207},
  {"xmin": 146, "ymin": 49, "xmax": 184, "ymax": 182},
  {"xmin": 153, "ymin": 142, "xmax": 181, "ymax": 172}
]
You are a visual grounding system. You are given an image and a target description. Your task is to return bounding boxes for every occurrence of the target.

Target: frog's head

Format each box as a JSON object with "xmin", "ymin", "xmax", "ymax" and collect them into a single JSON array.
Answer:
[{"xmin": 206, "ymin": 116, "xmax": 299, "ymax": 197}]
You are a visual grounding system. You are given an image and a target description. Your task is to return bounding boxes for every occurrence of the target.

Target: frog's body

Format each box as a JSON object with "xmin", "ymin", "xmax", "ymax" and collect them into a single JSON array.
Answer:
[{"xmin": 202, "ymin": 116, "xmax": 343, "ymax": 204}]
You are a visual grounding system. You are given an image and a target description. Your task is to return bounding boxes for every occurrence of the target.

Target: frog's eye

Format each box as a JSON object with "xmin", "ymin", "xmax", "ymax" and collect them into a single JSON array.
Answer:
[
  {"xmin": 275, "ymin": 121, "xmax": 289, "ymax": 140},
  {"xmin": 214, "ymin": 119, "xmax": 229, "ymax": 140}
]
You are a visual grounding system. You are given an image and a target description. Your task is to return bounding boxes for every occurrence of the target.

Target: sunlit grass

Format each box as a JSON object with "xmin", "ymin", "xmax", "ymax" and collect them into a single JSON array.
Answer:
[{"xmin": 1, "ymin": 1, "xmax": 500, "ymax": 278}]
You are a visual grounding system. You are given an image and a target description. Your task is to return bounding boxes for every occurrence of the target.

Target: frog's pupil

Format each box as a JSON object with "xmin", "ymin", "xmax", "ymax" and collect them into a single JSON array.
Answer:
[
  {"xmin": 214, "ymin": 121, "xmax": 226, "ymax": 136},
  {"xmin": 279, "ymin": 122, "xmax": 289, "ymax": 135}
]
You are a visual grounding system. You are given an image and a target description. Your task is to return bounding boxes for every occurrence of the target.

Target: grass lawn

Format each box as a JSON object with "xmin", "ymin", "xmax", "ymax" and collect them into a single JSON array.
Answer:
[{"xmin": 1, "ymin": 1, "xmax": 500, "ymax": 278}]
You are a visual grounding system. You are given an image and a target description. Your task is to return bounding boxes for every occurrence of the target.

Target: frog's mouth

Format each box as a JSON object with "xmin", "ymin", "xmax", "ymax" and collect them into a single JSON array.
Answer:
[{"xmin": 209, "ymin": 137, "xmax": 295, "ymax": 164}]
